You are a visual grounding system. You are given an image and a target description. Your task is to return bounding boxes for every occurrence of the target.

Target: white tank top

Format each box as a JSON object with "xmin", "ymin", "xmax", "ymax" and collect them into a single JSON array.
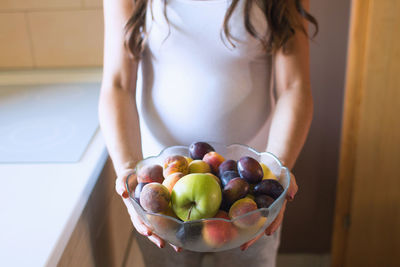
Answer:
[{"xmin": 136, "ymin": 0, "xmax": 276, "ymax": 158}]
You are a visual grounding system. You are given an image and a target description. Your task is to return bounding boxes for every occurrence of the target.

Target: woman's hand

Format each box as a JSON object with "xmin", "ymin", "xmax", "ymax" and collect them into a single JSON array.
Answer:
[
  {"xmin": 239, "ymin": 172, "xmax": 298, "ymax": 251},
  {"xmin": 115, "ymin": 170, "xmax": 182, "ymax": 252}
]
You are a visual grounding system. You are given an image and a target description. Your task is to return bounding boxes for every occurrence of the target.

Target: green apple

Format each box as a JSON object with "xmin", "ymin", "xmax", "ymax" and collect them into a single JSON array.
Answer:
[{"xmin": 171, "ymin": 173, "xmax": 222, "ymax": 221}]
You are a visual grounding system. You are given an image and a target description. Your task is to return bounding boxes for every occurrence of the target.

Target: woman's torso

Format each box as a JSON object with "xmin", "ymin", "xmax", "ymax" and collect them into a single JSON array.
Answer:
[{"xmin": 136, "ymin": 0, "xmax": 275, "ymax": 157}]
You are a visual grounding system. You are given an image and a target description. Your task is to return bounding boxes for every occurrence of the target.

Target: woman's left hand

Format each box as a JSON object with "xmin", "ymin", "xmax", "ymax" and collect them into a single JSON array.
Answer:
[{"xmin": 239, "ymin": 172, "xmax": 298, "ymax": 251}]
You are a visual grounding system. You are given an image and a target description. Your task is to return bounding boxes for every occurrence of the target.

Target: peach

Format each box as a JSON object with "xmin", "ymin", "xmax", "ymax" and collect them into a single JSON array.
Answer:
[
  {"xmin": 134, "ymin": 182, "xmax": 149, "ymax": 203},
  {"xmin": 202, "ymin": 151, "xmax": 225, "ymax": 175},
  {"xmin": 162, "ymin": 172, "xmax": 185, "ymax": 193},
  {"xmin": 229, "ymin": 197, "xmax": 261, "ymax": 229},
  {"xmin": 188, "ymin": 160, "xmax": 211, "ymax": 174},
  {"xmin": 137, "ymin": 164, "xmax": 164, "ymax": 184},
  {"xmin": 149, "ymin": 205, "xmax": 180, "ymax": 234},
  {"xmin": 202, "ymin": 210, "xmax": 238, "ymax": 248},
  {"xmin": 139, "ymin": 183, "xmax": 171, "ymax": 213},
  {"xmin": 260, "ymin": 162, "xmax": 277, "ymax": 180},
  {"xmin": 163, "ymin": 155, "xmax": 189, "ymax": 177}
]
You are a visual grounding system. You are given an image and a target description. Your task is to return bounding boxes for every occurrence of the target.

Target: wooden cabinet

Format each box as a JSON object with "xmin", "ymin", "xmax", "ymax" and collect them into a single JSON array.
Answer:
[
  {"xmin": 124, "ymin": 234, "xmax": 145, "ymax": 267},
  {"xmin": 331, "ymin": 0, "xmax": 400, "ymax": 266},
  {"xmin": 58, "ymin": 158, "xmax": 135, "ymax": 267}
]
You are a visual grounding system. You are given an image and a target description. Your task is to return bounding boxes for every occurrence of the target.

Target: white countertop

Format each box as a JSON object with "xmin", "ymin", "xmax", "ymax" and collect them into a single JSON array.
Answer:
[{"xmin": 0, "ymin": 69, "xmax": 109, "ymax": 267}]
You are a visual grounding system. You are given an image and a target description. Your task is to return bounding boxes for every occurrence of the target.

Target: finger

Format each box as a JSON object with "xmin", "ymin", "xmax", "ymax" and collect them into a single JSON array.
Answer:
[
  {"xmin": 130, "ymin": 214, "xmax": 152, "ymax": 236},
  {"xmin": 240, "ymin": 231, "xmax": 263, "ymax": 251},
  {"xmin": 127, "ymin": 203, "xmax": 164, "ymax": 249},
  {"xmin": 148, "ymin": 233, "xmax": 165, "ymax": 249},
  {"xmin": 123, "ymin": 198, "xmax": 153, "ymax": 236},
  {"xmin": 169, "ymin": 243, "xmax": 182, "ymax": 252},
  {"xmin": 115, "ymin": 169, "xmax": 135, "ymax": 195},
  {"xmin": 115, "ymin": 172, "xmax": 137, "ymax": 198},
  {"xmin": 115, "ymin": 175, "xmax": 125, "ymax": 196},
  {"xmin": 265, "ymin": 200, "xmax": 287, "ymax": 235},
  {"xmin": 287, "ymin": 173, "xmax": 298, "ymax": 201}
]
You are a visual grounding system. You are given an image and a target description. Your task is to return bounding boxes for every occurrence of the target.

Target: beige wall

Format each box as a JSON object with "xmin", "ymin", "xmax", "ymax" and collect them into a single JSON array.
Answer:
[
  {"xmin": 280, "ymin": 0, "xmax": 351, "ymax": 253},
  {"xmin": 0, "ymin": 0, "xmax": 103, "ymax": 68}
]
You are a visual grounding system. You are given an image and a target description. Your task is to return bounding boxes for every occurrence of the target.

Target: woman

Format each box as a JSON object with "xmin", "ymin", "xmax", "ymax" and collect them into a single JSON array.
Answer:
[{"xmin": 99, "ymin": 0, "xmax": 317, "ymax": 266}]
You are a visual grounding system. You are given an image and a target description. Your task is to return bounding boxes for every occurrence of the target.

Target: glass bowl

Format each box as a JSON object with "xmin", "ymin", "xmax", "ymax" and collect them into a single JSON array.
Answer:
[{"xmin": 126, "ymin": 142, "xmax": 290, "ymax": 252}]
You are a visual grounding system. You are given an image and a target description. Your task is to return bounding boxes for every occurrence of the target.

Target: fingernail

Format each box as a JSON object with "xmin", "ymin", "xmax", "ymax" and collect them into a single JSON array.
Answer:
[
  {"xmin": 141, "ymin": 231, "xmax": 150, "ymax": 236},
  {"xmin": 122, "ymin": 190, "xmax": 129, "ymax": 199},
  {"xmin": 159, "ymin": 243, "xmax": 164, "ymax": 249},
  {"xmin": 240, "ymin": 246, "xmax": 247, "ymax": 251},
  {"xmin": 141, "ymin": 228, "xmax": 151, "ymax": 236}
]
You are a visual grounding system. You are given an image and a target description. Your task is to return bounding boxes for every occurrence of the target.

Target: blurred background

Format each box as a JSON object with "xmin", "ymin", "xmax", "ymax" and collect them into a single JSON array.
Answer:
[{"xmin": 0, "ymin": 0, "xmax": 399, "ymax": 267}]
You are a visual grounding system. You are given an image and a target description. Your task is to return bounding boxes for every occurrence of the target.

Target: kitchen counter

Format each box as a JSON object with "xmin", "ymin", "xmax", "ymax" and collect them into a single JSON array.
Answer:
[{"xmin": 0, "ymin": 69, "xmax": 110, "ymax": 266}]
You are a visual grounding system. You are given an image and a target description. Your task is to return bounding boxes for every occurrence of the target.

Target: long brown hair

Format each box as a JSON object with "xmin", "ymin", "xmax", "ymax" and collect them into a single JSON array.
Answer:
[{"xmin": 125, "ymin": 0, "xmax": 318, "ymax": 59}]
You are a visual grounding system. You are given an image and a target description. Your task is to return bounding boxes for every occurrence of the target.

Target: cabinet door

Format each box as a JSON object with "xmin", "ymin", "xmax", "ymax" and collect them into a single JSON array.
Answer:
[
  {"xmin": 331, "ymin": 0, "xmax": 400, "ymax": 266},
  {"xmin": 58, "ymin": 158, "xmax": 133, "ymax": 267}
]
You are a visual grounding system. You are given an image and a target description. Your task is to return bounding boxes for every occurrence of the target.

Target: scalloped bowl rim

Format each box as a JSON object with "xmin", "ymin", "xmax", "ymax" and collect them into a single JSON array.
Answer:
[{"xmin": 126, "ymin": 142, "xmax": 290, "ymax": 225}]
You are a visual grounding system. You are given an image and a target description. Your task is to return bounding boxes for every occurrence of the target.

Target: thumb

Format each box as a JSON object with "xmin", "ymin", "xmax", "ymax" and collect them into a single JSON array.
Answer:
[{"xmin": 115, "ymin": 170, "xmax": 137, "ymax": 198}]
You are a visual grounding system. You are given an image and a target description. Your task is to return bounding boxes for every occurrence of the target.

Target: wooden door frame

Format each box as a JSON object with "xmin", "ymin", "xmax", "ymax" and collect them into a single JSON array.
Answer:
[{"xmin": 331, "ymin": 1, "xmax": 371, "ymax": 266}]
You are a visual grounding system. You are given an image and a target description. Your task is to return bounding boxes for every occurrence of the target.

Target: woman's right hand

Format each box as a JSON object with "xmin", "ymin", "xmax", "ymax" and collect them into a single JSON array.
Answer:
[{"xmin": 115, "ymin": 170, "xmax": 182, "ymax": 252}]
